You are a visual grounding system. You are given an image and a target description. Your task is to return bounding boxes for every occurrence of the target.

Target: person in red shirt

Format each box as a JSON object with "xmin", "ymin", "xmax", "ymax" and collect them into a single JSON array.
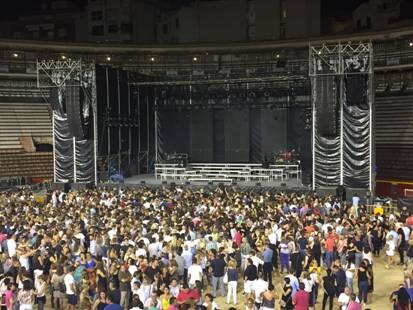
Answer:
[
  {"xmin": 293, "ymin": 282, "xmax": 310, "ymax": 310},
  {"xmin": 176, "ymin": 283, "xmax": 199, "ymax": 306},
  {"xmin": 325, "ymin": 232, "xmax": 336, "ymax": 269}
]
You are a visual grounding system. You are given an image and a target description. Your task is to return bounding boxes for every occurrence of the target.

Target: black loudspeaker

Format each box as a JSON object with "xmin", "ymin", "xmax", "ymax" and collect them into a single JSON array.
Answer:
[
  {"xmin": 49, "ymin": 87, "xmax": 59, "ymax": 111},
  {"xmin": 316, "ymin": 76, "xmax": 338, "ymax": 137},
  {"xmin": 63, "ymin": 182, "xmax": 71, "ymax": 193},
  {"xmin": 336, "ymin": 185, "xmax": 346, "ymax": 201},
  {"xmin": 65, "ymin": 80, "xmax": 88, "ymax": 139}
]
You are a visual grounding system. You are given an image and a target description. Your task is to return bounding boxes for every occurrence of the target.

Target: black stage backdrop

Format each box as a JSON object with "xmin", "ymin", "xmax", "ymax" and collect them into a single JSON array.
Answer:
[
  {"xmin": 156, "ymin": 107, "xmax": 310, "ymax": 166},
  {"xmin": 95, "ymin": 65, "xmax": 154, "ymax": 177}
]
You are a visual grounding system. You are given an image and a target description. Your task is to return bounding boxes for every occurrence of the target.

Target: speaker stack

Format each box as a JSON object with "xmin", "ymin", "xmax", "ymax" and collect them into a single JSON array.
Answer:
[{"xmin": 65, "ymin": 79, "xmax": 89, "ymax": 139}]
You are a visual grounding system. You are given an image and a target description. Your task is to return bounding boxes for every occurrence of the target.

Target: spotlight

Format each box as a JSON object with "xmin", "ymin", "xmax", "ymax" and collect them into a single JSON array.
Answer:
[
  {"xmin": 12, "ymin": 53, "xmax": 18, "ymax": 58},
  {"xmin": 61, "ymin": 55, "xmax": 66, "ymax": 60},
  {"xmin": 318, "ymin": 51, "xmax": 322, "ymax": 55},
  {"xmin": 410, "ymin": 42, "xmax": 413, "ymax": 47},
  {"xmin": 150, "ymin": 57, "xmax": 155, "ymax": 62},
  {"xmin": 106, "ymin": 56, "xmax": 111, "ymax": 61},
  {"xmin": 193, "ymin": 56, "xmax": 198, "ymax": 62},
  {"xmin": 276, "ymin": 54, "xmax": 280, "ymax": 58}
]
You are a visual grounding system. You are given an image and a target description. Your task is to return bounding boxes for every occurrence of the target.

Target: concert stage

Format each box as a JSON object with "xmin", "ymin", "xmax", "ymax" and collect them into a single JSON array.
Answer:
[{"xmin": 124, "ymin": 173, "xmax": 309, "ymax": 192}]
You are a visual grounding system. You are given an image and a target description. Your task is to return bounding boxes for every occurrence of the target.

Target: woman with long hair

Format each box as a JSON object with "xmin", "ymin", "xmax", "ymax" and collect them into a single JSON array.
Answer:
[
  {"xmin": 92, "ymin": 291, "xmax": 108, "ymax": 310},
  {"xmin": 51, "ymin": 265, "xmax": 65, "ymax": 310},
  {"xmin": 17, "ymin": 280, "xmax": 34, "ymax": 310},
  {"xmin": 280, "ymin": 277, "xmax": 293, "ymax": 310}
]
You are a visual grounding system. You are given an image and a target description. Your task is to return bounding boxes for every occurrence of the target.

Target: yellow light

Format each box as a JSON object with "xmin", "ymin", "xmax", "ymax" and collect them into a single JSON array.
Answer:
[
  {"xmin": 106, "ymin": 56, "xmax": 111, "ymax": 61},
  {"xmin": 193, "ymin": 57, "xmax": 198, "ymax": 62},
  {"xmin": 150, "ymin": 57, "xmax": 155, "ymax": 62},
  {"xmin": 12, "ymin": 53, "xmax": 18, "ymax": 58},
  {"xmin": 61, "ymin": 55, "xmax": 66, "ymax": 60}
]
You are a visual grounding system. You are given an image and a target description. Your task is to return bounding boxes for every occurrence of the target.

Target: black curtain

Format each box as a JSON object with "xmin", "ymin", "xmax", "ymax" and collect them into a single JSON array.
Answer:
[
  {"xmin": 54, "ymin": 88, "xmax": 74, "ymax": 182},
  {"xmin": 314, "ymin": 76, "xmax": 340, "ymax": 187},
  {"xmin": 343, "ymin": 74, "xmax": 370, "ymax": 188}
]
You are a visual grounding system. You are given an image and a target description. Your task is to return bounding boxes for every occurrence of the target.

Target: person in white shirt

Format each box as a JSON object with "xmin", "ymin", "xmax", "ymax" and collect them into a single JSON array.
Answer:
[
  {"xmin": 338, "ymin": 287, "xmax": 359, "ymax": 310},
  {"xmin": 169, "ymin": 279, "xmax": 180, "ymax": 297},
  {"xmin": 386, "ymin": 234, "xmax": 396, "ymax": 269},
  {"xmin": 203, "ymin": 293, "xmax": 219, "ymax": 310},
  {"xmin": 187, "ymin": 258, "xmax": 203, "ymax": 288},
  {"xmin": 64, "ymin": 266, "xmax": 77, "ymax": 310},
  {"xmin": 345, "ymin": 261, "xmax": 356, "ymax": 292},
  {"xmin": 251, "ymin": 276, "xmax": 268, "ymax": 306},
  {"xmin": 143, "ymin": 292, "xmax": 162, "ymax": 310},
  {"xmin": 6, "ymin": 235, "xmax": 16, "ymax": 258},
  {"xmin": 249, "ymin": 250, "xmax": 264, "ymax": 269}
]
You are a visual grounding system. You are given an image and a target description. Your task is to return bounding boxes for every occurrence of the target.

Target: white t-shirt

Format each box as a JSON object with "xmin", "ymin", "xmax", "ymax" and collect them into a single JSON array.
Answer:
[
  {"xmin": 6, "ymin": 239, "xmax": 16, "ymax": 258},
  {"xmin": 338, "ymin": 293, "xmax": 359, "ymax": 310},
  {"xmin": 64, "ymin": 273, "xmax": 76, "ymax": 295},
  {"xmin": 338, "ymin": 293, "xmax": 350, "ymax": 310},
  {"xmin": 252, "ymin": 279, "xmax": 268, "ymax": 303},
  {"xmin": 187, "ymin": 264, "xmax": 203, "ymax": 285},
  {"xmin": 345, "ymin": 263, "xmax": 355, "ymax": 279},
  {"xmin": 203, "ymin": 301, "xmax": 219, "ymax": 310},
  {"xmin": 386, "ymin": 240, "xmax": 395, "ymax": 256}
]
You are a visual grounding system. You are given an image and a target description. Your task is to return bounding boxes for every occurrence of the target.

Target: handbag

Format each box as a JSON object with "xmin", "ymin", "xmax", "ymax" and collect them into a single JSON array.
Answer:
[{"xmin": 223, "ymin": 272, "xmax": 228, "ymax": 284}]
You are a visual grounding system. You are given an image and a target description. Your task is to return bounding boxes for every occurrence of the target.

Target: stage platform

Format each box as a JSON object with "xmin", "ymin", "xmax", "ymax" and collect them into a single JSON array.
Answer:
[{"xmin": 124, "ymin": 174, "xmax": 310, "ymax": 192}]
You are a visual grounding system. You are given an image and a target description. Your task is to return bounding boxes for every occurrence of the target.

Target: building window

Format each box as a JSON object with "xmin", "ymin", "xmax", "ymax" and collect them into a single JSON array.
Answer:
[
  {"xmin": 356, "ymin": 19, "xmax": 361, "ymax": 30},
  {"xmin": 366, "ymin": 16, "xmax": 371, "ymax": 29},
  {"xmin": 163, "ymin": 23, "xmax": 168, "ymax": 34},
  {"xmin": 176, "ymin": 18, "xmax": 179, "ymax": 28},
  {"xmin": 91, "ymin": 11, "xmax": 103, "ymax": 21},
  {"xmin": 108, "ymin": 24, "xmax": 119, "ymax": 33},
  {"xmin": 121, "ymin": 23, "xmax": 132, "ymax": 33},
  {"xmin": 92, "ymin": 25, "xmax": 104, "ymax": 36}
]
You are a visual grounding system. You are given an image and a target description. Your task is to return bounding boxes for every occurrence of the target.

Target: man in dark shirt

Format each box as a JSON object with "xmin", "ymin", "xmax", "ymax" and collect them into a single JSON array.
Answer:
[
  {"xmin": 332, "ymin": 264, "xmax": 346, "ymax": 297},
  {"xmin": 118, "ymin": 264, "xmax": 132, "ymax": 309},
  {"xmin": 244, "ymin": 258, "xmax": 258, "ymax": 294},
  {"xmin": 209, "ymin": 253, "xmax": 226, "ymax": 298},
  {"xmin": 322, "ymin": 268, "xmax": 336, "ymax": 310},
  {"xmin": 103, "ymin": 290, "xmax": 122, "ymax": 310}
]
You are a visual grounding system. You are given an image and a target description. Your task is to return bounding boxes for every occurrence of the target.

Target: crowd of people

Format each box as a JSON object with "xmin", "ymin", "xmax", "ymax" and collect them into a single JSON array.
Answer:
[{"xmin": 0, "ymin": 185, "xmax": 411, "ymax": 310}]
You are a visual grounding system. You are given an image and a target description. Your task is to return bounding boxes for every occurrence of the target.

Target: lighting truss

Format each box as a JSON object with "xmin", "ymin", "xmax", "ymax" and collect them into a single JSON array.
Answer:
[
  {"xmin": 129, "ymin": 74, "xmax": 307, "ymax": 86},
  {"xmin": 36, "ymin": 59, "xmax": 95, "ymax": 88},
  {"xmin": 309, "ymin": 41, "xmax": 372, "ymax": 76}
]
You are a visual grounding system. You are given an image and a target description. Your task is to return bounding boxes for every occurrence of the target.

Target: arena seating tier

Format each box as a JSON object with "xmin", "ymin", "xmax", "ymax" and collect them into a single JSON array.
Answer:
[{"xmin": 0, "ymin": 102, "xmax": 53, "ymax": 180}]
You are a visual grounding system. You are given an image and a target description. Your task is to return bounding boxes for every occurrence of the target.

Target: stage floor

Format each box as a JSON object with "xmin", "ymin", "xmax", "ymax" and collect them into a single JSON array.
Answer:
[{"xmin": 124, "ymin": 174, "xmax": 309, "ymax": 190}]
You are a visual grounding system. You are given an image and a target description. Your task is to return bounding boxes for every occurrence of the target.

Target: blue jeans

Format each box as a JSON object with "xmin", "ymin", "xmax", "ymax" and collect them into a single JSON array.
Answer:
[
  {"xmin": 358, "ymin": 280, "xmax": 369, "ymax": 303},
  {"xmin": 280, "ymin": 253, "xmax": 290, "ymax": 273},
  {"xmin": 355, "ymin": 253, "xmax": 363, "ymax": 268},
  {"xmin": 212, "ymin": 276, "xmax": 225, "ymax": 297},
  {"xmin": 325, "ymin": 251, "xmax": 334, "ymax": 269}
]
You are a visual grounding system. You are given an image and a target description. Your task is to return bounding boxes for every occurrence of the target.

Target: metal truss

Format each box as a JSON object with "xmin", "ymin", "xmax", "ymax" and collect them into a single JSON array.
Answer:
[
  {"xmin": 36, "ymin": 59, "xmax": 95, "ymax": 88},
  {"xmin": 309, "ymin": 41, "xmax": 373, "ymax": 76}
]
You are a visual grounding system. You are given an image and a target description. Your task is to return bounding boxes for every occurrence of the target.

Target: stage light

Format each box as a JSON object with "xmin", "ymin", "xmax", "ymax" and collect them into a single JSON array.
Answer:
[
  {"xmin": 318, "ymin": 51, "xmax": 322, "ymax": 55},
  {"xmin": 106, "ymin": 56, "xmax": 111, "ymax": 61},
  {"xmin": 193, "ymin": 57, "xmax": 198, "ymax": 62},
  {"xmin": 410, "ymin": 42, "xmax": 413, "ymax": 47},
  {"xmin": 12, "ymin": 53, "xmax": 18, "ymax": 58},
  {"xmin": 150, "ymin": 57, "xmax": 155, "ymax": 62},
  {"xmin": 275, "ymin": 54, "xmax": 280, "ymax": 58},
  {"xmin": 61, "ymin": 55, "xmax": 66, "ymax": 60}
]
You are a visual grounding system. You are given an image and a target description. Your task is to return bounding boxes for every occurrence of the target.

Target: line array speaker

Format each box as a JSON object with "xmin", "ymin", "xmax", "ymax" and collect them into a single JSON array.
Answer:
[{"xmin": 65, "ymin": 79, "xmax": 88, "ymax": 139}]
